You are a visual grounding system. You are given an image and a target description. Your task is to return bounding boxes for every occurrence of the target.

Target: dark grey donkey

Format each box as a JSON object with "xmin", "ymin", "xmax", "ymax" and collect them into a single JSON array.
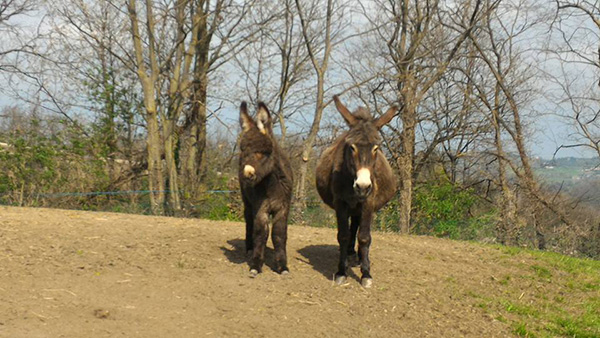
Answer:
[
  {"xmin": 315, "ymin": 95, "xmax": 398, "ymax": 288},
  {"xmin": 238, "ymin": 101, "xmax": 293, "ymax": 277}
]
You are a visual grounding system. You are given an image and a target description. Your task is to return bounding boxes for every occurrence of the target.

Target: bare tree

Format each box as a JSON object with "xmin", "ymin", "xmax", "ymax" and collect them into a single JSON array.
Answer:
[
  {"xmin": 550, "ymin": 0, "xmax": 600, "ymax": 159},
  {"xmin": 293, "ymin": 0, "xmax": 335, "ymax": 205},
  {"xmin": 45, "ymin": 0, "xmax": 143, "ymax": 184},
  {"xmin": 293, "ymin": 0, "xmax": 371, "ymax": 206},
  {"xmin": 356, "ymin": 0, "xmax": 484, "ymax": 233},
  {"xmin": 467, "ymin": 0, "xmax": 573, "ymax": 244},
  {"xmin": 0, "ymin": 0, "xmax": 37, "ymax": 75},
  {"xmin": 126, "ymin": 0, "xmax": 170, "ymax": 214},
  {"xmin": 179, "ymin": 0, "xmax": 255, "ymax": 201},
  {"xmin": 124, "ymin": 0, "xmax": 255, "ymax": 213},
  {"xmin": 231, "ymin": 0, "xmax": 311, "ymax": 147}
]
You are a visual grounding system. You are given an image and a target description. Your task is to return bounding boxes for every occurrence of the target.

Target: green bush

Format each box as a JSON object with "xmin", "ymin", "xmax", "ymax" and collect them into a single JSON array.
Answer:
[
  {"xmin": 412, "ymin": 180, "xmax": 496, "ymax": 240},
  {"xmin": 374, "ymin": 199, "xmax": 402, "ymax": 232},
  {"xmin": 187, "ymin": 192, "xmax": 242, "ymax": 221},
  {"xmin": 0, "ymin": 119, "xmax": 111, "ymax": 207}
]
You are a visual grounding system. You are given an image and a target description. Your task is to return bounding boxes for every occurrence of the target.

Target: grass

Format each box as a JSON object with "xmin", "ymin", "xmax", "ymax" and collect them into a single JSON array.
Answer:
[
  {"xmin": 513, "ymin": 322, "xmax": 536, "ymax": 337},
  {"xmin": 546, "ymin": 297, "xmax": 600, "ymax": 337},
  {"xmin": 501, "ymin": 299, "xmax": 540, "ymax": 317},
  {"xmin": 467, "ymin": 244, "xmax": 600, "ymax": 337},
  {"xmin": 531, "ymin": 265, "xmax": 552, "ymax": 280},
  {"xmin": 499, "ymin": 275, "xmax": 511, "ymax": 286}
]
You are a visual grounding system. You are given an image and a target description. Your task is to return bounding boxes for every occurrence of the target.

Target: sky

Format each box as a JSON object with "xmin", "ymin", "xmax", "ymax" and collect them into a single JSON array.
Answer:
[{"xmin": 1, "ymin": 0, "xmax": 599, "ymax": 161}]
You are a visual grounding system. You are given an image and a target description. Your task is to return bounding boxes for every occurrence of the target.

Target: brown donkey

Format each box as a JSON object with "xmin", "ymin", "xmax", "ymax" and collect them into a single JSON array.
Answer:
[
  {"xmin": 239, "ymin": 101, "xmax": 293, "ymax": 277},
  {"xmin": 316, "ymin": 95, "xmax": 398, "ymax": 288}
]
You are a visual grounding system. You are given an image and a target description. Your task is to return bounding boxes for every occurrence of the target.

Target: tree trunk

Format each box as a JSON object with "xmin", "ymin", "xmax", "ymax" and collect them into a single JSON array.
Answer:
[
  {"xmin": 180, "ymin": 73, "xmax": 208, "ymax": 199},
  {"xmin": 179, "ymin": 1, "xmax": 211, "ymax": 199},
  {"xmin": 180, "ymin": 122, "xmax": 197, "ymax": 198},
  {"xmin": 128, "ymin": 0, "xmax": 165, "ymax": 214},
  {"xmin": 164, "ymin": 121, "xmax": 181, "ymax": 213},
  {"xmin": 146, "ymin": 110, "xmax": 165, "ymax": 215},
  {"xmin": 295, "ymin": 76, "xmax": 325, "ymax": 207},
  {"xmin": 397, "ymin": 102, "xmax": 416, "ymax": 234},
  {"xmin": 294, "ymin": 0, "xmax": 333, "ymax": 211},
  {"xmin": 491, "ymin": 83, "xmax": 519, "ymax": 245}
]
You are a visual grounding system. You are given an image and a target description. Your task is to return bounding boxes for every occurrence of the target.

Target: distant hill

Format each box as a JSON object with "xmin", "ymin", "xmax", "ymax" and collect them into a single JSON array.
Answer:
[
  {"xmin": 534, "ymin": 157, "xmax": 600, "ymax": 184},
  {"xmin": 533, "ymin": 157, "xmax": 600, "ymax": 206}
]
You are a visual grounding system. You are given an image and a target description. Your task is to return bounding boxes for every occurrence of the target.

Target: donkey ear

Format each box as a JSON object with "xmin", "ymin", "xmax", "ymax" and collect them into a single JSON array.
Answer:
[
  {"xmin": 240, "ymin": 101, "xmax": 255, "ymax": 132},
  {"xmin": 374, "ymin": 105, "xmax": 398, "ymax": 129},
  {"xmin": 333, "ymin": 95, "xmax": 358, "ymax": 126},
  {"xmin": 256, "ymin": 102, "xmax": 272, "ymax": 135}
]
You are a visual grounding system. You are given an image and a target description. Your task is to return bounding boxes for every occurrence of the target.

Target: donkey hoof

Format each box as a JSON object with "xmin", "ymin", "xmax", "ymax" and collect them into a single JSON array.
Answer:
[
  {"xmin": 334, "ymin": 274, "xmax": 347, "ymax": 285},
  {"xmin": 249, "ymin": 269, "xmax": 259, "ymax": 278},
  {"xmin": 361, "ymin": 277, "xmax": 373, "ymax": 288},
  {"xmin": 280, "ymin": 270, "xmax": 289, "ymax": 276}
]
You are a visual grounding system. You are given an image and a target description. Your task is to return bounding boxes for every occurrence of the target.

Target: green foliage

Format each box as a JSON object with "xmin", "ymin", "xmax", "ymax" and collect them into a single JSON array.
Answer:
[
  {"xmin": 192, "ymin": 192, "xmax": 242, "ymax": 221},
  {"xmin": 374, "ymin": 199, "xmax": 401, "ymax": 232},
  {"xmin": 185, "ymin": 169, "xmax": 242, "ymax": 221},
  {"xmin": 374, "ymin": 179, "xmax": 497, "ymax": 240},
  {"xmin": 0, "ymin": 117, "xmax": 111, "ymax": 206},
  {"xmin": 294, "ymin": 201, "xmax": 335, "ymax": 228},
  {"xmin": 411, "ymin": 180, "xmax": 496, "ymax": 240},
  {"xmin": 415, "ymin": 181, "xmax": 475, "ymax": 222}
]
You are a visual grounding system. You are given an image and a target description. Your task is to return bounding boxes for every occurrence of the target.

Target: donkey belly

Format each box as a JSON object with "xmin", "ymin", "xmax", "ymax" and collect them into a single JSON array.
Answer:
[{"xmin": 315, "ymin": 152, "xmax": 336, "ymax": 209}]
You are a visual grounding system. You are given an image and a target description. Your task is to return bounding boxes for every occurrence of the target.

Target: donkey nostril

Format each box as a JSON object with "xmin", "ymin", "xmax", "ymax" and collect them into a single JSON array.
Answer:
[{"xmin": 354, "ymin": 182, "xmax": 372, "ymax": 195}]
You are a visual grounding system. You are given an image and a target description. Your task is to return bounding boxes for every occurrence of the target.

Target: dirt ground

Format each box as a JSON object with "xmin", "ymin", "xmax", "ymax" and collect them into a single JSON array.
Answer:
[{"xmin": 0, "ymin": 206, "xmax": 523, "ymax": 337}]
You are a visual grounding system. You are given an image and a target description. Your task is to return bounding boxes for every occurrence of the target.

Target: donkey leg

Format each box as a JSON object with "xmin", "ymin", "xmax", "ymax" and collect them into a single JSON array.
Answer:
[
  {"xmin": 271, "ymin": 208, "xmax": 289, "ymax": 274},
  {"xmin": 249, "ymin": 210, "xmax": 269, "ymax": 277},
  {"xmin": 243, "ymin": 201, "xmax": 254, "ymax": 254},
  {"xmin": 335, "ymin": 207, "xmax": 350, "ymax": 285},
  {"xmin": 348, "ymin": 215, "xmax": 360, "ymax": 266},
  {"xmin": 358, "ymin": 211, "xmax": 374, "ymax": 288}
]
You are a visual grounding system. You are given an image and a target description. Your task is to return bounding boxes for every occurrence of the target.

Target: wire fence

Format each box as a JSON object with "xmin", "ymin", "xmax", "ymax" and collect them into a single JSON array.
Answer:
[
  {"xmin": 32, "ymin": 189, "xmax": 239, "ymax": 198},
  {"xmin": 0, "ymin": 188, "xmax": 326, "ymax": 210}
]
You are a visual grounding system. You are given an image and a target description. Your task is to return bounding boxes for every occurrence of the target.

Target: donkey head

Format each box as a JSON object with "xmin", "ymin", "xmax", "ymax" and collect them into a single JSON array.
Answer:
[
  {"xmin": 333, "ymin": 95, "xmax": 398, "ymax": 200},
  {"xmin": 239, "ymin": 101, "xmax": 276, "ymax": 186}
]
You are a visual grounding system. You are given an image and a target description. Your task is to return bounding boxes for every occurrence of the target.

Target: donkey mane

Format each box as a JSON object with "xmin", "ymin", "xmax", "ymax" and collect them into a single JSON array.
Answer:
[
  {"xmin": 350, "ymin": 107, "xmax": 373, "ymax": 121},
  {"xmin": 345, "ymin": 121, "xmax": 380, "ymax": 145}
]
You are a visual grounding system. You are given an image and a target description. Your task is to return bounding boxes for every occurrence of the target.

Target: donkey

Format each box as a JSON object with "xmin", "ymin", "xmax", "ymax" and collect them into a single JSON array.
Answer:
[
  {"xmin": 238, "ymin": 101, "xmax": 293, "ymax": 277},
  {"xmin": 315, "ymin": 95, "xmax": 398, "ymax": 288}
]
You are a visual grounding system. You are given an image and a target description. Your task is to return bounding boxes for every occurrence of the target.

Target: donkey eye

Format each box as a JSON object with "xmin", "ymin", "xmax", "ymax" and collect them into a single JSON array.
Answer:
[{"xmin": 255, "ymin": 152, "xmax": 264, "ymax": 159}]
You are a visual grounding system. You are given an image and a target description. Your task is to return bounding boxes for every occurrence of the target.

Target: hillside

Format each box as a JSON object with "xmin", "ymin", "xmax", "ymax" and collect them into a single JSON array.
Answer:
[
  {"xmin": 0, "ymin": 206, "xmax": 598, "ymax": 337},
  {"xmin": 536, "ymin": 157, "xmax": 600, "ymax": 184}
]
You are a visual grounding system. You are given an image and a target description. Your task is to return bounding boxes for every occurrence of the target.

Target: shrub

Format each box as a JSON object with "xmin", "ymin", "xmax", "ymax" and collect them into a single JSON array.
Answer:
[{"xmin": 412, "ymin": 180, "xmax": 496, "ymax": 240}]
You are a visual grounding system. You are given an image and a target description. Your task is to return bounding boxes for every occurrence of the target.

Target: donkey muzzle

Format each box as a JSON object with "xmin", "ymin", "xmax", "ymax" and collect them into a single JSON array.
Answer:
[
  {"xmin": 243, "ymin": 165, "xmax": 256, "ymax": 180},
  {"xmin": 353, "ymin": 168, "xmax": 373, "ymax": 199}
]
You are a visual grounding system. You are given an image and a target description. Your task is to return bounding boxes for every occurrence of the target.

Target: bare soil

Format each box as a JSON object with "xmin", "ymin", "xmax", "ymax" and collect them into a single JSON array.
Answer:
[{"xmin": 0, "ymin": 206, "xmax": 545, "ymax": 337}]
